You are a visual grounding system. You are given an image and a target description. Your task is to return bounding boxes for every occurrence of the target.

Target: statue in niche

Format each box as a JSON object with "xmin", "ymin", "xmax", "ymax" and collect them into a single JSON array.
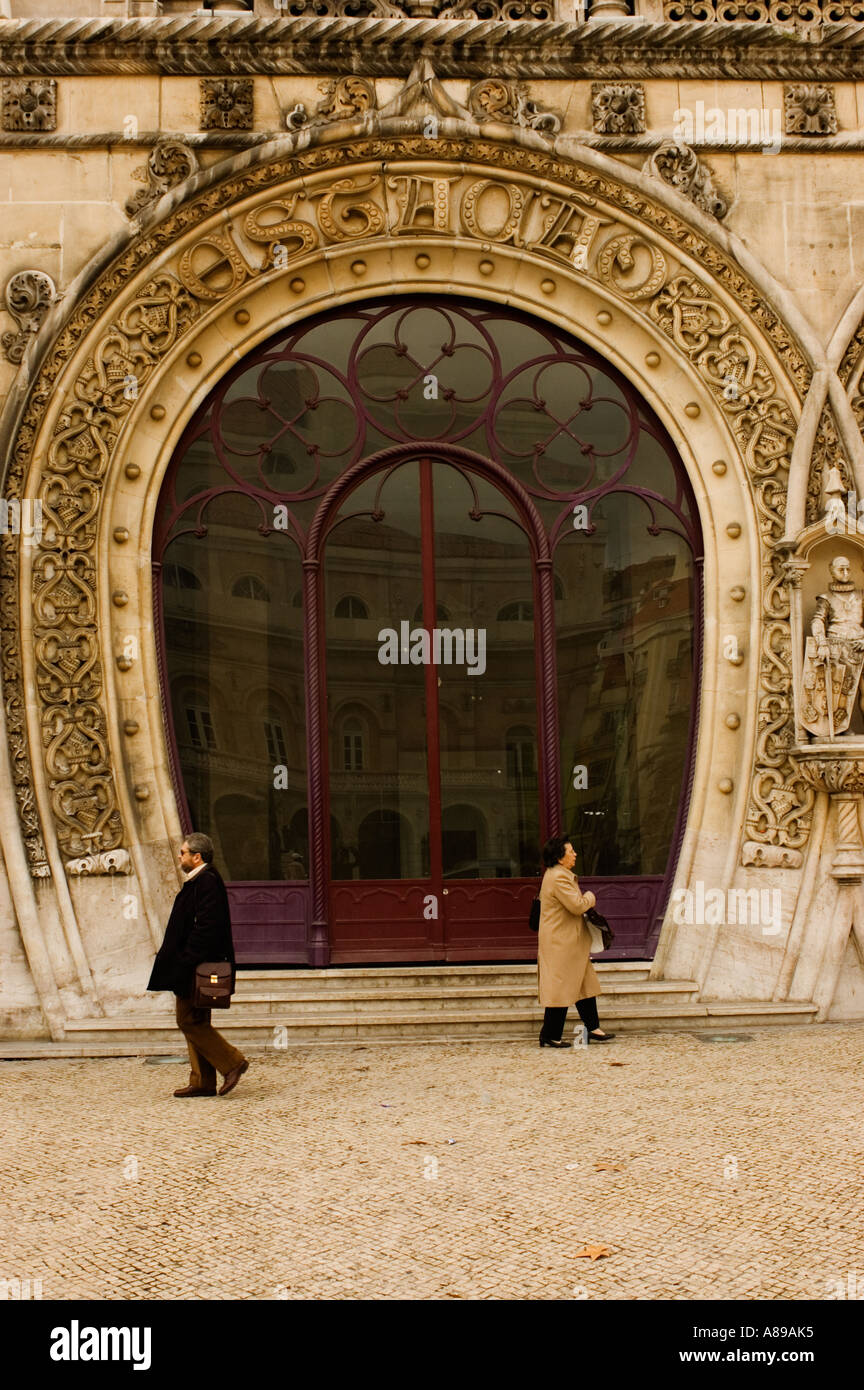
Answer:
[{"xmin": 802, "ymin": 556, "xmax": 864, "ymax": 738}]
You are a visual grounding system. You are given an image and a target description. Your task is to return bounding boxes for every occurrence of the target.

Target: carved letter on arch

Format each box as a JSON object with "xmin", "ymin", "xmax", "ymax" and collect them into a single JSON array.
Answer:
[
  {"xmin": 460, "ymin": 179, "xmax": 526, "ymax": 244},
  {"xmin": 178, "ymin": 227, "xmax": 253, "ymax": 301},
  {"xmin": 243, "ymin": 196, "xmax": 318, "ymax": 268}
]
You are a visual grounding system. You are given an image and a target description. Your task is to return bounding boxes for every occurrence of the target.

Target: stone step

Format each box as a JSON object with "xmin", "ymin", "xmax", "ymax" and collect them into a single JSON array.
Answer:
[
  {"xmin": 232, "ymin": 962, "xmax": 653, "ymax": 996},
  {"xmin": 56, "ymin": 999, "xmax": 818, "ymax": 1047},
  {"xmin": 222, "ymin": 979, "xmax": 698, "ymax": 1013}
]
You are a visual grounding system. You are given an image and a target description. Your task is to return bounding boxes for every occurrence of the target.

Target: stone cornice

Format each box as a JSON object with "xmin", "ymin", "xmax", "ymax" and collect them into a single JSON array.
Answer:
[{"xmin": 0, "ymin": 16, "xmax": 864, "ymax": 80}]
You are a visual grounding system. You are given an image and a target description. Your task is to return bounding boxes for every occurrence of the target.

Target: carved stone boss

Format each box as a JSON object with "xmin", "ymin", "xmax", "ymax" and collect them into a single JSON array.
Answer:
[
  {"xmin": 1, "ymin": 78, "xmax": 57, "ymax": 132},
  {"xmin": 1, "ymin": 141, "xmax": 810, "ymax": 876},
  {"xmin": 200, "ymin": 78, "xmax": 254, "ymax": 131}
]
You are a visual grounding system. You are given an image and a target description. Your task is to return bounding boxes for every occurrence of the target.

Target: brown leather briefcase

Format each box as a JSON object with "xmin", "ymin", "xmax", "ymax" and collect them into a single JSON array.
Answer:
[{"xmin": 193, "ymin": 961, "xmax": 234, "ymax": 1009}]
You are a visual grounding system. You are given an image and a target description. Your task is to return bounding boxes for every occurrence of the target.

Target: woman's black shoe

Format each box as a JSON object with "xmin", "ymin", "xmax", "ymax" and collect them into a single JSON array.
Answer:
[
  {"xmin": 539, "ymin": 1037, "xmax": 571, "ymax": 1048},
  {"xmin": 587, "ymin": 1030, "xmax": 616, "ymax": 1043}
]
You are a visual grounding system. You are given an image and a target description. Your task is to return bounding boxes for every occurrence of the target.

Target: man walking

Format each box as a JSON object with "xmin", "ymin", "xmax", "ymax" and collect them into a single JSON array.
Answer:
[{"xmin": 148, "ymin": 833, "xmax": 250, "ymax": 1098}]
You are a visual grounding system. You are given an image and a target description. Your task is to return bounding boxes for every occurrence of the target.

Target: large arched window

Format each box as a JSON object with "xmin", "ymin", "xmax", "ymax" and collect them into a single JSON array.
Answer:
[{"xmin": 155, "ymin": 297, "xmax": 701, "ymax": 963}]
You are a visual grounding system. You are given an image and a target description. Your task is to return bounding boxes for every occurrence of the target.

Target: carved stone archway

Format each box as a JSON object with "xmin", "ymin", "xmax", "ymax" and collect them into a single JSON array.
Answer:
[{"xmin": 0, "ymin": 125, "xmax": 822, "ymax": 1026}]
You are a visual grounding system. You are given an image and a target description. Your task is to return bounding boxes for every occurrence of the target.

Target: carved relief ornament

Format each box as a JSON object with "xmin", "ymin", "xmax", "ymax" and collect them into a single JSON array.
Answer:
[
  {"xmin": 0, "ymin": 138, "xmax": 811, "ymax": 876},
  {"xmin": 2, "ymin": 271, "xmax": 58, "ymax": 366},
  {"xmin": 1, "ymin": 78, "xmax": 57, "ymax": 132},
  {"xmin": 200, "ymin": 78, "xmax": 254, "ymax": 131}
]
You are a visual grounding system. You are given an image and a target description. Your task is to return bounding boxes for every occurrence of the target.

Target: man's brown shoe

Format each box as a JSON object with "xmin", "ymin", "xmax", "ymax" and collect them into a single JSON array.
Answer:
[
  {"xmin": 173, "ymin": 1085, "xmax": 217, "ymax": 1097},
  {"xmin": 219, "ymin": 1059, "xmax": 249, "ymax": 1096}
]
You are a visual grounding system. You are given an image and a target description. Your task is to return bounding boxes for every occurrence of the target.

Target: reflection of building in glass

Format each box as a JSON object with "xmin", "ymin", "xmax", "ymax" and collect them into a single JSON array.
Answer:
[
  {"xmin": 558, "ymin": 521, "xmax": 695, "ymax": 878},
  {"xmin": 159, "ymin": 300, "xmax": 698, "ymax": 904}
]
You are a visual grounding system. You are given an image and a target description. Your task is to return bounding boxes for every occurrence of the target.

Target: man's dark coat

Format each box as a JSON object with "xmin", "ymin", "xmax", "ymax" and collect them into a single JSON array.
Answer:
[{"xmin": 147, "ymin": 865, "xmax": 236, "ymax": 997}]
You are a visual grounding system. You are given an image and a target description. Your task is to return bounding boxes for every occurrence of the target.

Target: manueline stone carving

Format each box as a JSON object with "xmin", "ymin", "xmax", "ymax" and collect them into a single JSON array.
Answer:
[
  {"xmin": 200, "ymin": 78, "xmax": 254, "ymax": 131},
  {"xmin": 784, "ymin": 84, "xmax": 838, "ymax": 137},
  {"xmin": 2, "ymin": 271, "xmax": 58, "ymax": 365},
  {"xmin": 591, "ymin": 83, "xmax": 646, "ymax": 135},
  {"xmin": 441, "ymin": 0, "xmax": 554, "ymax": 14},
  {"xmin": 643, "ymin": 139, "xmax": 729, "ymax": 220},
  {"xmin": 665, "ymin": 0, "xmax": 863, "ymax": 20},
  {"xmin": 66, "ymin": 849, "xmax": 132, "ymax": 875},
  {"xmin": 315, "ymin": 77, "xmax": 377, "ymax": 122},
  {"xmin": 468, "ymin": 79, "xmax": 561, "ymax": 135},
  {"xmin": 125, "ymin": 140, "xmax": 199, "ymax": 217},
  {"xmin": 1, "ymin": 78, "xmax": 57, "ymax": 132},
  {"xmin": 806, "ymin": 404, "xmax": 852, "ymax": 525},
  {"xmin": 275, "ymin": 0, "xmax": 402, "ymax": 12}
]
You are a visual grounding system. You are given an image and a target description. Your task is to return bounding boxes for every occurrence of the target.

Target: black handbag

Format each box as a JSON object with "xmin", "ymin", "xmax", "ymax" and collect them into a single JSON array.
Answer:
[
  {"xmin": 528, "ymin": 895, "xmax": 541, "ymax": 932},
  {"xmin": 584, "ymin": 905, "xmax": 614, "ymax": 952}
]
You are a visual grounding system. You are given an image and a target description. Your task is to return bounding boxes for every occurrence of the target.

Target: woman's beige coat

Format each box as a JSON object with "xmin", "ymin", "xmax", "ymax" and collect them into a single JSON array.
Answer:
[{"xmin": 537, "ymin": 865, "xmax": 600, "ymax": 1007}]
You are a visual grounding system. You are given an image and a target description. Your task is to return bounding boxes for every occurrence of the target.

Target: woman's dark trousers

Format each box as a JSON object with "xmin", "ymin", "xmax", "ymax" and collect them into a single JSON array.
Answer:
[{"xmin": 540, "ymin": 997, "xmax": 599, "ymax": 1041}]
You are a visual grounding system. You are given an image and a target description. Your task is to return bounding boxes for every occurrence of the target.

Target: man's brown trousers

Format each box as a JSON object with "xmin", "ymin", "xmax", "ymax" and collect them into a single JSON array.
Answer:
[{"xmin": 175, "ymin": 995, "xmax": 246, "ymax": 1090}]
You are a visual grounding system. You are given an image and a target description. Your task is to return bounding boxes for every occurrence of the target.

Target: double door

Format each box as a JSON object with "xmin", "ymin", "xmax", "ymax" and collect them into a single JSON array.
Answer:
[{"xmin": 323, "ymin": 457, "xmax": 542, "ymax": 960}]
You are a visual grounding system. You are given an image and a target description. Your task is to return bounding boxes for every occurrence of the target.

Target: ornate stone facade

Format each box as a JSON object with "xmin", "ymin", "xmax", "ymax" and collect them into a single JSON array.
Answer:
[
  {"xmin": 467, "ymin": 79, "xmax": 561, "ymax": 133},
  {"xmin": 125, "ymin": 141, "xmax": 200, "ymax": 217},
  {"xmin": 1, "ymin": 25, "xmax": 864, "ymax": 1036}
]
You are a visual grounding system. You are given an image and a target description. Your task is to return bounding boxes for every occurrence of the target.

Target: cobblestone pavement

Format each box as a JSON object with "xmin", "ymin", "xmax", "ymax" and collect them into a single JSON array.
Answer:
[{"xmin": 2, "ymin": 1022, "xmax": 863, "ymax": 1301}]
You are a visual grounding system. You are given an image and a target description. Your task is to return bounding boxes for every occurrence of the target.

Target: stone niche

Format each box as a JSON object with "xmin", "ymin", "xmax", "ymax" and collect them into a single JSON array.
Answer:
[{"xmin": 789, "ymin": 521, "xmax": 864, "ymax": 883}]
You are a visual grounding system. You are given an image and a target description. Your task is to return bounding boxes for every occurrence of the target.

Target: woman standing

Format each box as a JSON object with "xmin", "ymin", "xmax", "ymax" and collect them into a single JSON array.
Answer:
[{"xmin": 537, "ymin": 835, "xmax": 615, "ymax": 1048}]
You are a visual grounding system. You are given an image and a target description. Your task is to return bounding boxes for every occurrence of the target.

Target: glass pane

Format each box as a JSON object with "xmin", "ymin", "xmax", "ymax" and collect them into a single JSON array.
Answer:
[
  {"xmin": 162, "ymin": 528, "xmax": 307, "ymax": 881},
  {"xmin": 324, "ymin": 463, "xmax": 427, "ymax": 879},
  {"xmin": 556, "ymin": 494, "xmax": 696, "ymax": 876},
  {"xmin": 434, "ymin": 466, "xmax": 539, "ymax": 878}
]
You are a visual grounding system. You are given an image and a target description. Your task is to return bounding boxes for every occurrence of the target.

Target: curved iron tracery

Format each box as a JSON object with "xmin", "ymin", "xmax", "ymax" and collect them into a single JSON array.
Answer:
[{"xmin": 154, "ymin": 298, "xmax": 699, "ymax": 563}]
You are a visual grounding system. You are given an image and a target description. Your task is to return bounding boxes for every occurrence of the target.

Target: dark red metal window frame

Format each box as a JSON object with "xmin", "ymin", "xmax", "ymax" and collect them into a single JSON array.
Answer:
[{"xmin": 153, "ymin": 297, "xmax": 703, "ymax": 965}]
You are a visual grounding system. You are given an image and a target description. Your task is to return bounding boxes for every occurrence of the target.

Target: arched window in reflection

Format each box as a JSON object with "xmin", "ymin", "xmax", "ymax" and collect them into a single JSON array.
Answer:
[
  {"xmin": 334, "ymin": 594, "xmax": 369, "ymax": 619},
  {"xmin": 498, "ymin": 600, "xmax": 533, "ymax": 622},
  {"xmin": 232, "ymin": 574, "xmax": 270, "ymax": 601},
  {"xmin": 412, "ymin": 601, "xmax": 450, "ymax": 622},
  {"xmin": 164, "ymin": 562, "xmax": 201, "ymax": 590}
]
